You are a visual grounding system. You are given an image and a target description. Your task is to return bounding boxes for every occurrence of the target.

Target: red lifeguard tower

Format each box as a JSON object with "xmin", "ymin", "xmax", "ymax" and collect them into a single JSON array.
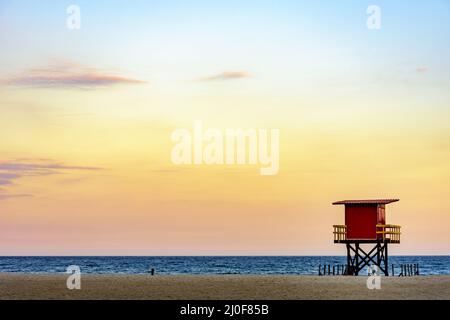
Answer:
[{"xmin": 333, "ymin": 199, "xmax": 401, "ymax": 276}]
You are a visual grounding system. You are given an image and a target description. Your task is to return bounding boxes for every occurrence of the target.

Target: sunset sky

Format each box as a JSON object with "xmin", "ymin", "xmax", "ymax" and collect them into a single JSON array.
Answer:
[{"xmin": 0, "ymin": 0, "xmax": 449, "ymax": 255}]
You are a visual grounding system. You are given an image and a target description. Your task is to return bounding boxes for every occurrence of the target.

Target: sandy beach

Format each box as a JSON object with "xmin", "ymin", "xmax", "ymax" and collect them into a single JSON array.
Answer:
[{"xmin": 0, "ymin": 273, "xmax": 449, "ymax": 300}]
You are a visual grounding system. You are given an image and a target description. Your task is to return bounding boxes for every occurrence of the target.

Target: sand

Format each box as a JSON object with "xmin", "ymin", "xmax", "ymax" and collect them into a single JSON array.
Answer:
[{"xmin": 0, "ymin": 273, "xmax": 449, "ymax": 300}]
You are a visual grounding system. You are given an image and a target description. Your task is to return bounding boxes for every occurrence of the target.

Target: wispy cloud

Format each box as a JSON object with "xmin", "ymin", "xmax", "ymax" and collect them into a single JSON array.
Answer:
[
  {"xmin": 1, "ymin": 60, "xmax": 146, "ymax": 89},
  {"xmin": 0, "ymin": 159, "xmax": 102, "ymax": 200},
  {"xmin": 0, "ymin": 162, "xmax": 100, "ymax": 172},
  {"xmin": 199, "ymin": 71, "xmax": 251, "ymax": 82},
  {"xmin": 0, "ymin": 173, "xmax": 21, "ymax": 186},
  {"xmin": 416, "ymin": 67, "xmax": 428, "ymax": 73},
  {"xmin": 150, "ymin": 168, "xmax": 184, "ymax": 173},
  {"xmin": 0, "ymin": 192, "xmax": 32, "ymax": 200}
]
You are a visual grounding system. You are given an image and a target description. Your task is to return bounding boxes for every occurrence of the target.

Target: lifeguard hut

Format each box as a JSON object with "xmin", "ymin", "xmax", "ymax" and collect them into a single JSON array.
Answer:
[{"xmin": 333, "ymin": 199, "xmax": 401, "ymax": 276}]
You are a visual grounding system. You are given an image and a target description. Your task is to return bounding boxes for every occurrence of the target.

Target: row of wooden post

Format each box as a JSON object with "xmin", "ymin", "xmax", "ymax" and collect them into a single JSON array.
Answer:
[
  {"xmin": 318, "ymin": 264, "xmax": 348, "ymax": 276},
  {"xmin": 318, "ymin": 263, "xmax": 420, "ymax": 276},
  {"xmin": 397, "ymin": 263, "xmax": 419, "ymax": 277}
]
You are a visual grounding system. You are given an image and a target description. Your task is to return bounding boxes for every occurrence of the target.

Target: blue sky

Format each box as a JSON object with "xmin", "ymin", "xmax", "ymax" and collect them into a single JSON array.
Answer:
[{"xmin": 2, "ymin": 0, "xmax": 449, "ymax": 71}]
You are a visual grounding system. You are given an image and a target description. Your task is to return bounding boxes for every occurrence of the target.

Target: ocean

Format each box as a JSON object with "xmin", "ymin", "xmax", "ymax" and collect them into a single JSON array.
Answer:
[{"xmin": 0, "ymin": 256, "xmax": 448, "ymax": 275}]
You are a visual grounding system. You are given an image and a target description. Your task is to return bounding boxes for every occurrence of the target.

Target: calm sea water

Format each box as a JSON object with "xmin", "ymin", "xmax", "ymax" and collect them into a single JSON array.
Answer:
[{"xmin": 0, "ymin": 256, "xmax": 448, "ymax": 275}]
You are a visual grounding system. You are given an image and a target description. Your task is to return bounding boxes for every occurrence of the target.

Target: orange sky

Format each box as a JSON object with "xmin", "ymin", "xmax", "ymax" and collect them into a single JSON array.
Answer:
[{"xmin": 0, "ymin": 1, "xmax": 449, "ymax": 255}]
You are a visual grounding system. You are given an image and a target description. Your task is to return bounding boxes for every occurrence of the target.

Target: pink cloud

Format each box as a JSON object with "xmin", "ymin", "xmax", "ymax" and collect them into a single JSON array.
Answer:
[
  {"xmin": 0, "ymin": 159, "xmax": 102, "ymax": 200},
  {"xmin": 416, "ymin": 67, "xmax": 428, "ymax": 73},
  {"xmin": 199, "ymin": 71, "xmax": 251, "ymax": 81},
  {"xmin": 2, "ymin": 60, "xmax": 146, "ymax": 89}
]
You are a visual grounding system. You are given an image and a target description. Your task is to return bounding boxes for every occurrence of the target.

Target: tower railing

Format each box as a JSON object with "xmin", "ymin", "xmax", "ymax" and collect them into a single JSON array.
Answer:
[
  {"xmin": 333, "ymin": 224, "xmax": 401, "ymax": 243},
  {"xmin": 376, "ymin": 224, "xmax": 401, "ymax": 243},
  {"xmin": 333, "ymin": 225, "xmax": 347, "ymax": 241}
]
